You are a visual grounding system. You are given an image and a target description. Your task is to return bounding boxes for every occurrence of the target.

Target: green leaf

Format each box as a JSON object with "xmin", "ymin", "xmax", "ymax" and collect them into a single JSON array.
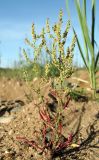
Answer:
[
  {"xmin": 91, "ymin": 0, "xmax": 96, "ymax": 50},
  {"xmin": 74, "ymin": 0, "xmax": 89, "ymax": 66},
  {"xmin": 66, "ymin": 0, "xmax": 71, "ymax": 18},
  {"xmin": 73, "ymin": 29, "xmax": 88, "ymax": 70},
  {"xmin": 95, "ymin": 51, "xmax": 99, "ymax": 70},
  {"xmin": 81, "ymin": 10, "xmax": 95, "ymax": 69},
  {"xmin": 82, "ymin": 0, "xmax": 86, "ymax": 17}
]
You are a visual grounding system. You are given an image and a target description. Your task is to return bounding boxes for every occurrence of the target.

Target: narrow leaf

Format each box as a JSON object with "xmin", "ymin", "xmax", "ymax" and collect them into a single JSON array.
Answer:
[
  {"xmin": 82, "ymin": 0, "xmax": 86, "ymax": 18},
  {"xmin": 91, "ymin": 0, "xmax": 96, "ymax": 50},
  {"xmin": 74, "ymin": 0, "xmax": 89, "ymax": 65},
  {"xmin": 95, "ymin": 51, "xmax": 99, "ymax": 69},
  {"xmin": 82, "ymin": 14, "xmax": 95, "ymax": 69},
  {"xmin": 66, "ymin": 0, "xmax": 71, "ymax": 18},
  {"xmin": 73, "ymin": 29, "xmax": 88, "ymax": 70}
]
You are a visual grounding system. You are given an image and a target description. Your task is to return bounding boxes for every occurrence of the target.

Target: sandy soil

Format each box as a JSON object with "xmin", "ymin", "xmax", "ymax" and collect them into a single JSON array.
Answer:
[{"xmin": 0, "ymin": 74, "xmax": 99, "ymax": 160}]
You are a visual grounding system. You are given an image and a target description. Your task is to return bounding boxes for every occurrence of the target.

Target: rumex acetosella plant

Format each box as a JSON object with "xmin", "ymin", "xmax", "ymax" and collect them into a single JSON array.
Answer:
[
  {"xmin": 23, "ymin": 9, "xmax": 76, "ymax": 88},
  {"xmin": 66, "ymin": 0, "xmax": 99, "ymax": 98},
  {"xmin": 17, "ymin": 10, "xmax": 77, "ymax": 159}
]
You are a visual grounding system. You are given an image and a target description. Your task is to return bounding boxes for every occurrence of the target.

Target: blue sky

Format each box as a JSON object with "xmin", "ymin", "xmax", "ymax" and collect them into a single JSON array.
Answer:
[{"xmin": 0, "ymin": 0, "xmax": 99, "ymax": 67}]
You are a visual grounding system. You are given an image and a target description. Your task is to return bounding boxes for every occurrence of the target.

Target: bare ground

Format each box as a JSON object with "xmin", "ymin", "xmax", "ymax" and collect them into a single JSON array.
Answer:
[{"xmin": 0, "ymin": 75, "xmax": 99, "ymax": 160}]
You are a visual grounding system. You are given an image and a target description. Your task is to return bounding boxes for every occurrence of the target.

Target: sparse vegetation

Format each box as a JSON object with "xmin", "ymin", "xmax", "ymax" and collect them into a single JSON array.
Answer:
[
  {"xmin": 16, "ymin": 10, "xmax": 79, "ymax": 159},
  {"xmin": 0, "ymin": 67, "xmax": 22, "ymax": 80},
  {"xmin": 0, "ymin": 1, "xmax": 99, "ymax": 160}
]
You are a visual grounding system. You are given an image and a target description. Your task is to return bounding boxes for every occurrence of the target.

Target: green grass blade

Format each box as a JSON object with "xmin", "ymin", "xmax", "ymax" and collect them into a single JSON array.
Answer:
[
  {"xmin": 73, "ymin": 29, "xmax": 88, "ymax": 70},
  {"xmin": 66, "ymin": 0, "xmax": 71, "ymax": 18},
  {"xmin": 73, "ymin": 0, "xmax": 95, "ymax": 71},
  {"xmin": 94, "ymin": 40, "xmax": 99, "ymax": 70},
  {"xmin": 66, "ymin": 0, "xmax": 97, "ymax": 97},
  {"xmin": 82, "ymin": 0, "xmax": 86, "ymax": 17},
  {"xmin": 91, "ymin": 0, "xmax": 96, "ymax": 50},
  {"xmin": 82, "ymin": 0, "xmax": 89, "ymax": 63},
  {"xmin": 74, "ymin": 0, "xmax": 89, "ymax": 65},
  {"xmin": 95, "ymin": 51, "xmax": 99, "ymax": 70},
  {"xmin": 74, "ymin": 0, "xmax": 84, "ymax": 33},
  {"xmin": 82, "ymin": 15, "xmax": 95, "ymax": 68}
]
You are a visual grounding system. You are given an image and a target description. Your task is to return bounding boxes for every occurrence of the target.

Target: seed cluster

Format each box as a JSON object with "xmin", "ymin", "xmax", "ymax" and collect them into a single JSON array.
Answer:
[{"xmin": 23, "ymin": 10, "xmax": 76, "ymax": 88}]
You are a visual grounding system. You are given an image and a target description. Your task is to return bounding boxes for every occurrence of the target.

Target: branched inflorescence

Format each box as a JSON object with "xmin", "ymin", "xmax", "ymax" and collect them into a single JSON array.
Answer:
[
  {"xmin": 23, "ymin": 10, "xmax": 76, "ymax": 84},
  {"xmin": 17, "ymin": 10, "xmax": 77, "ymax": 159}
]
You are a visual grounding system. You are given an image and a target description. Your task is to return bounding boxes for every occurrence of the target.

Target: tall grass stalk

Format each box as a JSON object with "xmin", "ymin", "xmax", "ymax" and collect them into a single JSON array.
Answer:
[{"xmin": 66, "ymin": 0, "xmax": 99, "ymax": 98}]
